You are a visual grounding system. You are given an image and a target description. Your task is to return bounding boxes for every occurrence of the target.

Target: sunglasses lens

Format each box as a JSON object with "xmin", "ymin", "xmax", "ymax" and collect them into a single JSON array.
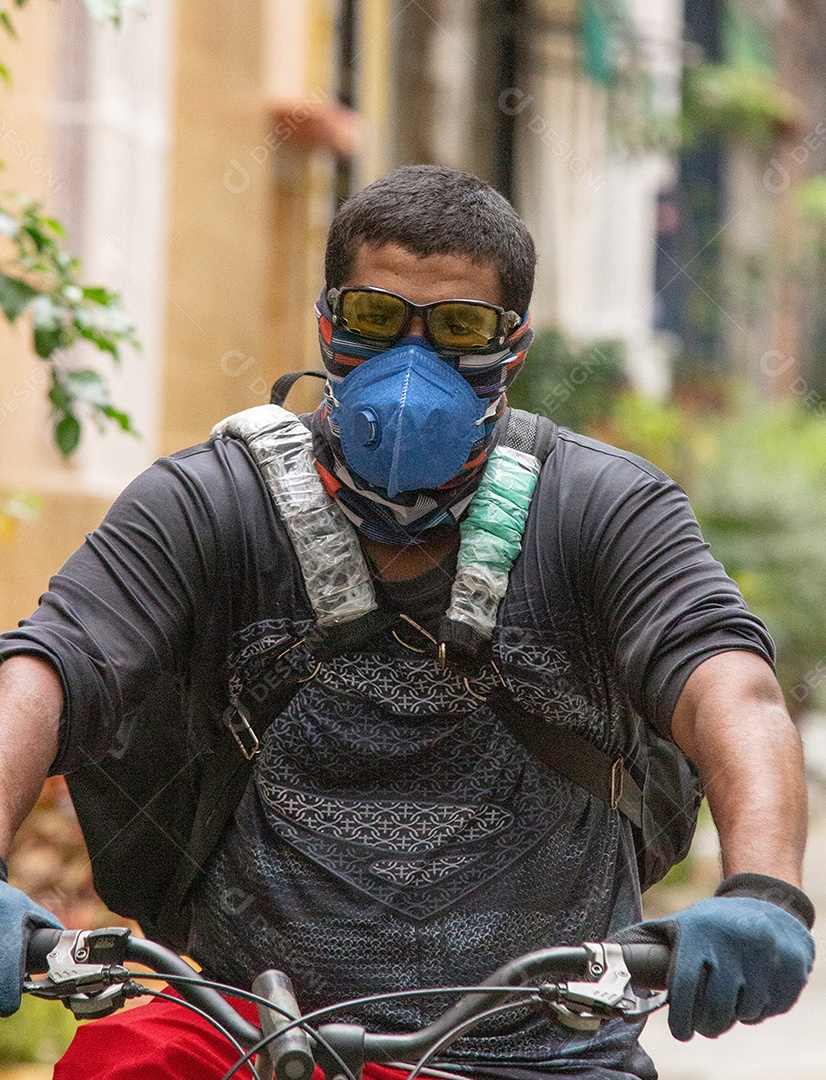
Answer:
[
  {"xmin": 428, "ymin": 302, "xmax": 499, "ymax": 349},
  {"xmin": 339, "ymin": 291, "xmax": 408, "ymax": 340}
]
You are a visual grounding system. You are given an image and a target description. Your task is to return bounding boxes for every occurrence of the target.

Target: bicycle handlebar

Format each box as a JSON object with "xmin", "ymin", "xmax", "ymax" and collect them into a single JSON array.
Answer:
[
  {"xmin": 25, "ymin": 928, "xmax": 671, "ymax": 1079},
  {"xmin": 359, "ymin": 941, "xmax": 669, "ymax": 1064},
  {"xmin": 26, "ymin": 927, "xmax": 62, "ymax": 972},
  {"xmin": 26, "ymin": 928, "xmax": 263, "ymax": 1047}
]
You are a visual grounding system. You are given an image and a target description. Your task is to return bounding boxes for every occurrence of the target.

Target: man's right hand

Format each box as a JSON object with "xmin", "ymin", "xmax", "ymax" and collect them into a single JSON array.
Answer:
[{"xmin": 0, "ymin": 874, "xmax": 63, "ymax": 1016}]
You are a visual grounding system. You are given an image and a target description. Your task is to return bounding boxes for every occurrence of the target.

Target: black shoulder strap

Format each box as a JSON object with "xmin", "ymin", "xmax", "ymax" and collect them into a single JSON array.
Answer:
[
  {"xmin": 483, "ymin": 412, "xmax": 643, "ymax": 825},
  {"xmin": 487, "ymin": 414, "xmax": 642, "ymax": 828},
  {"xmin": 159, "ymin": 682, "xmax": 302, "ymax": 939},
  {"xmin": 270, "ymin": 370, "xmax": 326, "ymax": 406},
  {"xmin": 486, "ymin": 685, "xmax": 643, "ymax": 828},
  {"xmin": 436, "ymin": 408, "xmax": 558, "ymax": 669},
  {"xmin": 502, "ymin": 407, "xmax": 558, "ymax": 462}
]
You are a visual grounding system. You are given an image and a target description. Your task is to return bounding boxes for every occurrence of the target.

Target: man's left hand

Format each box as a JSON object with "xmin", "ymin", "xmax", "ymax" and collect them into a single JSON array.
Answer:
[{"xmin": 620, "ymin": 876, "xmax": 815, "ymax": 1041}]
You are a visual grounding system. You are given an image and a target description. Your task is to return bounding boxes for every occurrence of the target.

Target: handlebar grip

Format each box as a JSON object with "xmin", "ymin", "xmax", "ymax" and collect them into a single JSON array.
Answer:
[
  {"xmin": 26, "ymin": 928, "xmax": 64, "ymax": 974},
  {"xmin": 251, "ymin": 970, "xmax": 314, "ymax": 1080},
  {"xmin": 620, "ymin": 943, "xmax": 672, "ymax": 990}
]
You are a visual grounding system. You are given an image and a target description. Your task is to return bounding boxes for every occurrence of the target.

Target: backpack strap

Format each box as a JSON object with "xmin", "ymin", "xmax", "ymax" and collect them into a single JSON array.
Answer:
[
  {"xmin": 214, "ymin": 402, "xmax": 558, "ymax": 672},
  {"xmin": 212, "ymin": 405, "xmax": 379, "ymax": 631},
  {"xmin": 500, "ymin": 406, "xmax": 558, "ymax": 461},
  {"xmin": 477, "ymin": 412, "xmax": 642, "ymax": 827},
  {"xmin": 270, "ymin": 369, "xmax": 326, "ymax": 406},
  {"xmin": 486, "ymin": 684, "xmax": 643, "ymax": 828},
  {"xmin": 437, "ymin": 408, "xmax": 558, "ymax": 668}
]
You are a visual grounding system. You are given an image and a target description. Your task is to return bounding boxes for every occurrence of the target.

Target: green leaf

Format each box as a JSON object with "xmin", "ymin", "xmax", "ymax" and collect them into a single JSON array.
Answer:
[
  {"xmin": 81, "ymin": 285, "xmax": 118, "ymax": 305},
  {"xmin": 55, "ymin": 413, "xmax": 81, "ymax": 457},
  {"xmin": 66, "ymin": 368, "xmax": 105, "ymax": 384},
  {"xmin": 65, "ymin": 368, "xmax": 110, "ymax": 407},
  {"xmin": 20, "ymin": 220, "xmax": 56, "ymax": 254},
  {"xmin": 48, "ymin": 372, "xmax": 71, "ymax": 413},
  {"xmin": 0, "ymin": 64, "xmax": 11, "ymax": 85},
  {"xmin": 34, "ymin": 325, "xmax": 66, "ymax": 358},
  {"xmin": 100, "ymin": 404, "xmax": 139, "ymax": 434},
  {"xmin": 0, "ymin": 11, "xmax": 17, "ymax": 36},
  {"xmin": 78, "ymin": 325, "xmax": 119, "ymax": 357},
  {"xmin": 0, "ymin": 273, "xmax": 38, "ymax": 321},
  {"xmin": 38, "ymin": 215, "xmax": 64, "ymax": 234}
]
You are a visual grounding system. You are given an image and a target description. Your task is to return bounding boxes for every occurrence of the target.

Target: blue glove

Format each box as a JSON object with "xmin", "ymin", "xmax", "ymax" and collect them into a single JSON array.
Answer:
[
  {"xmin": 619, "ymin": 874, "xmax": 815, "ymax": 1041},
  {"xmin": 0, "ymin": 859, "xmax": 64, "ymax": 1017}
]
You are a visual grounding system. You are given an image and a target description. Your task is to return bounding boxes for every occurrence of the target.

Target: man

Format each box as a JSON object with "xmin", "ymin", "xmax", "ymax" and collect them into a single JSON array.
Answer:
[{"xmin": 0, "ymin": 165, "xmax": 814, "ymax": 1079}]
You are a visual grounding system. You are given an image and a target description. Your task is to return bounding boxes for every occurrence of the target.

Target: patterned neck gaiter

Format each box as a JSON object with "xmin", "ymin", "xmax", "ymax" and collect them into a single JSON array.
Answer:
[{"xmin": 310, "ymin": 289, "xmax": 534, "ymax": 545}]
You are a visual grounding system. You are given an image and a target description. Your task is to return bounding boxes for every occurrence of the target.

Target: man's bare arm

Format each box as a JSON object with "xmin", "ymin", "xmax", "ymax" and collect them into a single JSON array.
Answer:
[
  {"xmin": 0, "ymin": 656, "xmax": 63, "ymax": 857},
  {"xmin": 671, "ymin": 649, "xmax": 807, "ymax": 888}
]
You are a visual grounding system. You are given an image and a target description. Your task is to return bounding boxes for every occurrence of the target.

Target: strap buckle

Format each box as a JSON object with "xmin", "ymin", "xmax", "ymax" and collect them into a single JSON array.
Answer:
[
  {"xmin": 610, "ymin": 757, "xmax": 624, "ymax": 811},
  {"xmin": 223, "ymin": 698, "xmax": 261, "ymax": 760}
]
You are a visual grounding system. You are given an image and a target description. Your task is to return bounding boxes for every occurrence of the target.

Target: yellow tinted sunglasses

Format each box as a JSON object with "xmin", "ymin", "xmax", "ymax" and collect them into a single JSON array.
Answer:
[{"xmin": 327, "ymin": 286, "xmax": 521, "ymax": 352}]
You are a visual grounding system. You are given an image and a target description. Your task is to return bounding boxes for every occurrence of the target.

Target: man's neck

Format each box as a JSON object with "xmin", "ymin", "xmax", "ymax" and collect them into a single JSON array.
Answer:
[{"xmin": 359, "ymin": 529, "xmax": 459, "ymax": 581}]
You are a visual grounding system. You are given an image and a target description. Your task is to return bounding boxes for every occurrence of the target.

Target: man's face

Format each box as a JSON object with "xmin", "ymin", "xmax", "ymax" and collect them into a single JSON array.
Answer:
[{"xmin": 341, "ymin": 243, "xmax": 503, "ymax": 345}]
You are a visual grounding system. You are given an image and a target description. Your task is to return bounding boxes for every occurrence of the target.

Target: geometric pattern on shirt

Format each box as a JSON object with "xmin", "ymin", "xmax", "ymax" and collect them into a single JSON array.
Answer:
[
  {"xmin": 228, "ymin": 615, "xmax": 630, "ymax": 920},
  {"xmin": 256, "ymin": 781, "xmax": 513, "ymax": 853},
  {"xmin": 251, "ymin": 682, "xmax": 574, "ymax": 919},
  {"xmin": 310, "ymin": 651, "xmax": 499, "ymax": 715},
  {"xmin": 369, "ymin": 854, "xmax": 477, "ymax": 887},
  {"xmin": 196, "ymin": 608, "xmax": 648, "ymax": 1072}
]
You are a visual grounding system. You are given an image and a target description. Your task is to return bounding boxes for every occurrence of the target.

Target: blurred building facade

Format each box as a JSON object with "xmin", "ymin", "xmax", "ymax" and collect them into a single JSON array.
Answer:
[{"xmin": 1, "ymin": 0, "xmax": 687, "ymax": 626}]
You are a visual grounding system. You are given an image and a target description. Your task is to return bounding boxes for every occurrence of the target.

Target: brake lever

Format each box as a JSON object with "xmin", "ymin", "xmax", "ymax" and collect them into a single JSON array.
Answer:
[
  {"xmin": 537, "ymin": 942, "xmax": 669, "ymax": 1031},
  {"xmin": 24, "ymin": 928, "xmax": 139, "ymax": 1019}
]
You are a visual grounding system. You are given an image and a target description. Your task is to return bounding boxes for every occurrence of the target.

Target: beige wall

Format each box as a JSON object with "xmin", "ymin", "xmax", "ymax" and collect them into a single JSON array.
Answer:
[
  {"xmin": 0, "ymin": 0, "xmax": 349, "ymax": 628},
  {"xmin": 0, "ymin": 3, "xmax": 101, "ymax": 628},
  {"xmin": 162, "ymin": 0, "xmax": 343, "ymax": 451},
  {"xmin": 162, "ymin": 0, "xmax": 277, "ymax": 453}
]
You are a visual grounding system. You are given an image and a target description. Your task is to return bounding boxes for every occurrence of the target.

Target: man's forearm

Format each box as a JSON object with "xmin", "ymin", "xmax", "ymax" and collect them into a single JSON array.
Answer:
[
  {"xmin": 0, "ymin": 656, "xmax": 63, "ymax": 857},
  {"xmin": 700, "ymin": 702, "xmax": 806, "ymax": 886},
  {"xmin": 671, "ymin": 650, "xmax": 807, "ymax": 888}
]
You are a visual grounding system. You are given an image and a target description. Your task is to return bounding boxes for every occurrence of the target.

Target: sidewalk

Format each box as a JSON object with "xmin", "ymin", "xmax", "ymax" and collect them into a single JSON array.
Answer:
[{"xmin": 641, "ymin": 772, "xmax": 826, "ymax": 1079}]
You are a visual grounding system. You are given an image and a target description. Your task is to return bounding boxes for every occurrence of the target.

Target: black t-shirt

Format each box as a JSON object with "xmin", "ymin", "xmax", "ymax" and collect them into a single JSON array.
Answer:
[{"xmin": 0, "ymin": 427, "xmax": 773, "ymax": 1079}]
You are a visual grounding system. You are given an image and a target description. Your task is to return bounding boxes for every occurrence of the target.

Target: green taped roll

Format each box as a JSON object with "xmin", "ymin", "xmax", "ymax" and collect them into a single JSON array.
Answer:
[{"xmin": 459, "ymin": 449, "xmax": 539, "ymax": 570}]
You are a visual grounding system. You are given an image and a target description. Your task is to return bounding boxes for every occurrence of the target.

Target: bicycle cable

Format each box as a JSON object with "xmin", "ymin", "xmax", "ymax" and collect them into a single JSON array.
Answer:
[
  {"xmin": 128, "ymin": 971, "xmax": 544, "ymax": 1080},
  {"xmin": 122, "ymin": 972, "xmax": 353, "ymax": 1080},
  {"xmin": 135, "ymin": 986, "xmax": 263, "ymax": 1080},
  {"xmin": 217, "ymin": 984, "xmax": 543, "ymax": 1080},
  {"xmin": 402, "ymin": 999, "xmax": 536, "ymax": 1080}
]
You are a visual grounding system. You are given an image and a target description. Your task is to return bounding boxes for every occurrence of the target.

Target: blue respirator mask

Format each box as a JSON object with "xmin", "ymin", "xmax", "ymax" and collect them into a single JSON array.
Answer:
[{"xmin": 329, "ymin": 344, "xmax": 488, "ymax": 497}]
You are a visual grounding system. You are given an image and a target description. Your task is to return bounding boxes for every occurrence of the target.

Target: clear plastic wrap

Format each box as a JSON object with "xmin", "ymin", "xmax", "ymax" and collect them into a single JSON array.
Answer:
[
  {"xmin": 212, "ymin": 410, "xmax": 542, "ymax": 646},
  {"xmin": 212, "ymin": 406, "xmax": 376, "ymax": 626},
  {"xmin": 444, "ymin": 563, "xmax": 510, "ymax": 637}
]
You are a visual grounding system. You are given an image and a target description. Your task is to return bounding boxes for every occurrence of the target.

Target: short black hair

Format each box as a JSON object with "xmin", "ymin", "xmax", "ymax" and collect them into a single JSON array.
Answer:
[{"xmin": 325, "ymin": 165, "xmax": 536, "ymax": 315}]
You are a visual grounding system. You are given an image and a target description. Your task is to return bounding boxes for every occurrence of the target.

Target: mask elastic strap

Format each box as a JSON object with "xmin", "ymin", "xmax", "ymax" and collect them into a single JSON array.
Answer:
[{"xmin": 271, "ymin": 370, "xmax": 327, "ymax": 407}]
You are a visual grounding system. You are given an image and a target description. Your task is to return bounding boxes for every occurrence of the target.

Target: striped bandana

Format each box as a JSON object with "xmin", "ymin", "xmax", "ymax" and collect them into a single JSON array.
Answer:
[{"xmin": 310, "ymin": 289, "xmax": 534, "ymax": 545}]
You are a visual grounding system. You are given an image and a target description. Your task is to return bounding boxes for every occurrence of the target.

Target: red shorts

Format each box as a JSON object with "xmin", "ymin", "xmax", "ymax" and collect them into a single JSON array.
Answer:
[{"xmin": 54, "ymin": 991, "xmax": 414, "ymax": 1080}]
